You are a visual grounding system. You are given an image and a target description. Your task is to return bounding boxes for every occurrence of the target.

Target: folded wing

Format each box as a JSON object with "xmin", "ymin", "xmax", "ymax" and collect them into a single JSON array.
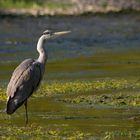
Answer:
[{"xmin": 6, "ymin": 59, "xmax": 42, "ymax": 114}]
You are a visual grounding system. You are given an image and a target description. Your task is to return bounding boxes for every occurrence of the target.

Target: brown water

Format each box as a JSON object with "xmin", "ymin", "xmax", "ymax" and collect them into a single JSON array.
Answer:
[{"xmin": 0, "ymin": 14, "xmax": 140, "ymax": 139}]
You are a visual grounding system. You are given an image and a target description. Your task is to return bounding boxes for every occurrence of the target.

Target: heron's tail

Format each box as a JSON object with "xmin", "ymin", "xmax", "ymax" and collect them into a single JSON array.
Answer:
[
  {"xmin": 6, "ymin": 97, "xmax": 23, "ymax": 114},
  {"xmin": 7, "ymin": 98, "xmax": 16, "ymax": 114}
]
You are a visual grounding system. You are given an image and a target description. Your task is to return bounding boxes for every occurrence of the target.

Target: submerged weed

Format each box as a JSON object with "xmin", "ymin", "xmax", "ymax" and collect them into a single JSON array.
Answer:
[
  {"xmin": 0, "ymin": 124, "xmax": 89, "ymax": 140},
  {"xmin": 0, "ymin": 79, "xmax": 140, "ymax": 101},
  {"xmin": 1, "ymin": 124, "xmax": 140, "ymax": 140},
  {"xmin": 102, "ymin": 130, "xmax": 140, "ymax": 140},
  {"xmin": 59, "ymin": 93, "xmax": 140, "ymax": 107}
]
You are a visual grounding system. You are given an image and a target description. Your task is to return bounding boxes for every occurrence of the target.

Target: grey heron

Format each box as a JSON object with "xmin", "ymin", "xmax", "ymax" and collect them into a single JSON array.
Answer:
[{"xmin": 6, "ymin": 30, "xmax": 71, "ymax": 124}]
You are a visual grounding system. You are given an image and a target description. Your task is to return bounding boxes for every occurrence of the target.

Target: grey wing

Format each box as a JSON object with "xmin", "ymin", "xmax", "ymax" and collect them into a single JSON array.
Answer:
[
  {"xmin": 7, "ymin": 59, "xmax": 35, "ymax": 97},
  {"xmin": 6, "ymin": 59, "xmax": 42, "ymax": 114}
]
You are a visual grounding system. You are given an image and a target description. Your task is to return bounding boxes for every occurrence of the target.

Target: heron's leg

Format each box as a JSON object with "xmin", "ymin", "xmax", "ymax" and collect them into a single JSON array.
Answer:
[{"xmin": 24, "ymin": 100, "xmax": 28, "ymax": 125}]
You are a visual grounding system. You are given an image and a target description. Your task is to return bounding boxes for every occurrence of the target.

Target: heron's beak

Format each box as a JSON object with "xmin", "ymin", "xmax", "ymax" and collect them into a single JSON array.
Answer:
[{"xmin": 53, "ymin": 31, "xmax": 71, "ymax": 37}]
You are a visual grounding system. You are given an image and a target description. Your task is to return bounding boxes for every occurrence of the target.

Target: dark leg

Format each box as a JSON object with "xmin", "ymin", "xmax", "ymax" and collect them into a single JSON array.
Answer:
[{"xmin": 24, "ymin": 100, "xmax": 28, "ymax": 125}]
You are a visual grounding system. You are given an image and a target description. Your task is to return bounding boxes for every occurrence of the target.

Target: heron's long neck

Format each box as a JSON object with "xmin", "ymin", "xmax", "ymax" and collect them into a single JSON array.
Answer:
[{"xmin": 37, "ymin": 36, "xmax": 47, "ymax": 64}]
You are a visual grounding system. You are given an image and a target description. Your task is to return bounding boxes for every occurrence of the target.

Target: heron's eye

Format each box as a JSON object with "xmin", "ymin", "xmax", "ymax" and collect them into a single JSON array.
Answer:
[{"xmin": 43, "ymin": 31, "xmax": 50, "ymax": 35}]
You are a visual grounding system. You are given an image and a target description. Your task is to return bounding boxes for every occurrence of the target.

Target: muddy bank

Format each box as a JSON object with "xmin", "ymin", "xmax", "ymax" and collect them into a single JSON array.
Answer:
[{"xmin": 0, "ymin": 0, "xmax": 140, "ymax": 16}]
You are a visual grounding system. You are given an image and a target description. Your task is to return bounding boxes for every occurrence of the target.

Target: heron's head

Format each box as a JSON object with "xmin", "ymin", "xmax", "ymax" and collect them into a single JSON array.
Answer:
[{"xmin": 41, "ymin": 30, "xmax": 71, "ymax": 40}]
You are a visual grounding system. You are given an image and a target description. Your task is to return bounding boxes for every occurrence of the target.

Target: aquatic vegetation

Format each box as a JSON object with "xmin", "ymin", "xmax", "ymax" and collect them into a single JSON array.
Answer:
[
  {"xmin": 1, "ymin": 124, "xmax": 140, "ymax": 140},
  {"xmin": 1, "ymin": 78, "xmax": 140, "ymax": 102},
  {"xmin": 58, "ymin": 92, "xmax": 140, "ymax": 107},
  {"xmin": 1, "ymin": 79, "xmax": 140, "ymax": 139},
  {"xmin": 36, "ymin": 78, "xmax": 140, "ymax": 108},
  {"xmin": 102, "ymin": 130, "xmax": 140, "ymax": 140},
  {"xmin": 0, "ymin": 88, "xmax": 6, "ymax": 102},
  {"xmin": 38, "ymin": 78, "xmax": 140, "ymax": 96},
  {"xmin": 0, "ymin": 124, "xmax": 89, "ymax": 140}
]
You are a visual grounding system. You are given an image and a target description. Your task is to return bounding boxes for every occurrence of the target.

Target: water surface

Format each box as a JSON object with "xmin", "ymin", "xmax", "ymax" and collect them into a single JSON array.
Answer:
[{"xmin": 0, "ymin": 14, "xmax": 140, "ymax": 139}]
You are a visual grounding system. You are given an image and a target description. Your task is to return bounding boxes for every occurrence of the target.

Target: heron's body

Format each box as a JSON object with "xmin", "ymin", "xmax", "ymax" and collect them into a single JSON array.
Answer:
[
  {"xmin": 6, "ymin": 30, "xmax": 70, "ymax": 124},
  {"xmin": 7, "ymin": 59, "xmax": 43, "ymax": 114}
]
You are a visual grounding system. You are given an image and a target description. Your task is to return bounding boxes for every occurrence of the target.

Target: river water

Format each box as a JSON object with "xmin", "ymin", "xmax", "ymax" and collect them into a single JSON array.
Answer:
[
  {"xmin": 0, "ymin": 14, "xmax": 140, "ymax": 83},
  {"xmin": 0, "ymin": 14, "xmax": 140, "ymax": 139}
]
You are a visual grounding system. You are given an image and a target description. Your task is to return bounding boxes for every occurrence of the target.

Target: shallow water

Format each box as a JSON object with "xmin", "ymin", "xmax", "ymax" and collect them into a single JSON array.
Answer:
[
  {"xmin": 0, "ymin": 14, "xmax": 140, "ymax": 139},
  {"xmin": 1, "ymin": 94, "xmax": 140, "ymax": 139},
  {"xmin": 0, "ymin": 14, "xmax": 140, "ymax": 82}
]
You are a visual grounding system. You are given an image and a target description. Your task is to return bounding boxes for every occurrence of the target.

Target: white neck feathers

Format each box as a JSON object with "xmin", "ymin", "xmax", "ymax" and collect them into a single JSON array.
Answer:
[{"xmin": 37, "ymin": 36, "xmax": 47, "ymax": 64}]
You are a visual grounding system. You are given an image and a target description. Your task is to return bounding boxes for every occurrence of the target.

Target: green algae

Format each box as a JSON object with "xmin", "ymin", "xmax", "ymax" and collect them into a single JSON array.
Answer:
[
  {"xmin": 1, "ymin": 124, "xmax": 140, "ymax": 140},
  {"xmin": 1, "ymin": 78, "xmax": 140, "ymax": 139},
  {"xmin": 38, "ymin": 78, "xmax": 140, "ymax": 96},
  {"xmin": 58, "ymin": 93, "xmax": 140, "ymax": 107},
  {"xmin": 102, "ymin": 130, "xmax": 140, "ymax": 140},
  {"xmin": 0, "ymin": 88, "xmax": 6, "ymax": 102},
  {"xmin": 1, "ymin": 78, "xmax": 140, "ymax": 102},
  {"xmin": 0, "ymin": 124, "xmax": 89, "ymax": 140}
]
